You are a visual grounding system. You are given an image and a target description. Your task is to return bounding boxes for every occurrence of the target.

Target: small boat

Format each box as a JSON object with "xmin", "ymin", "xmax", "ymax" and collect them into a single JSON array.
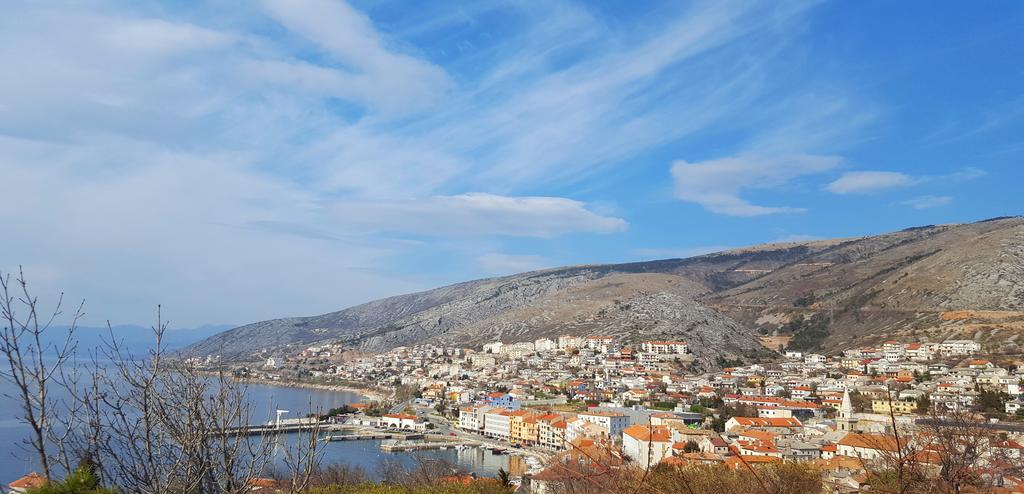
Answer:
[{"xmin": 491, "ymin": 448, "xmax": 506, "ymax": 455}]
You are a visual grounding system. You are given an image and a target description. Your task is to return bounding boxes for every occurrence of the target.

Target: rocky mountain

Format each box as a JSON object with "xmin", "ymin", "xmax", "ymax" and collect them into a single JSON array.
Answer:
[
  {"xmin": 709, "ymin": 216, "xmax": 1024, "ymax": 353},
  {"xmin": 184, "ymin": 216, "xmax": 1024, "ymax": 363}
]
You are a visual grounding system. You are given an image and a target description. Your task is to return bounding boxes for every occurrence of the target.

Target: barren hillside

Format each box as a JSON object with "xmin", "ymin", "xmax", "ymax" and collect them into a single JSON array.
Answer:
[{"xmin": 183, "ymin": 216, "xmax": 1024, "ymax": 363}]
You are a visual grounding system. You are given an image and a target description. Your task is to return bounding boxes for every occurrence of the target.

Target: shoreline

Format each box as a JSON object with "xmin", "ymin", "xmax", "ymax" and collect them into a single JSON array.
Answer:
[
  {"xmin": 237, "ymin": 378, "xmax": 391, "ymax": 402},
  {"xmin": 201, "ymin": 372, "xmax": 392, "ymax": 402}
]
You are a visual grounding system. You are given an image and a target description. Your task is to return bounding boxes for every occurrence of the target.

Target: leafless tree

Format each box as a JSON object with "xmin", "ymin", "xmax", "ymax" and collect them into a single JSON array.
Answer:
[
  {"xmin": 275, "ymin": 400, "xmax": 325, "ymax": 494},
  {"xmin": 2, "ymin": 271, "xmax": 326, "ymax": 492},
  {"xmin": 56, "ymin": 307, "xmax": 292, "ymax": 493},
  {"xmin": 862, "ymin": 385, "xmax": 1024, "ymax": 494},
  {"xmin": 0, "ymin": 267, "xmax": 82, "ymax": 479}
]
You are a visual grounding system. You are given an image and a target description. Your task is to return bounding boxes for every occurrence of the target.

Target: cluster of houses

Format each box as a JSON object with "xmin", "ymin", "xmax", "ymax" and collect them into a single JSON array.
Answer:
[
  {"xmin": 202, "ymin": 333, "xmax": 1024, "ymax": 492},
  {"xmin": 522, "ymin": 388, "xmax": 1024, "ymax": 493}
]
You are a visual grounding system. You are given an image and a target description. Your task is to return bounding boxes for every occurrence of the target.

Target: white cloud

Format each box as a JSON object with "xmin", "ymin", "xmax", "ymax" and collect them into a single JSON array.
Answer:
[
  {"xmin": 826, "ymin": 171, "xmax": 914, "ymax": 194},
  {"xmin": 671, "ymin": 154, "xmax": 842, "ymax": 216},
  {"xmin": 330, "ymin": 193, "xmax": 627, "ymax": 237},
  {"xmin": 944, "ymin": 167, "xmax": 988, "ymax": 181},
  {"xmin": 900, "ymin": 195, "xmax": 953, "ymax": 209},
  {"xmin": 259, "ymin": 0, "xmax": 452, "ymax": 113},
  {"xmin": 0, "ymin": 0, "xmax": 871, "ymax": 327},
  {"xmin": 0, "ymin": 135, "xmax": 422, "ymax": 326},
  {"xmin": 476, "ymin": 254, "xmax": 553, "ymax": 276}
]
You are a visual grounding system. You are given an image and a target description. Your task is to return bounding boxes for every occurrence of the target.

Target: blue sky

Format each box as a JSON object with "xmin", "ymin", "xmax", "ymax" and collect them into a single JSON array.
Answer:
[{"xmin": 1, "ymin": 0, "xmax": 1021, "ymax": 327}]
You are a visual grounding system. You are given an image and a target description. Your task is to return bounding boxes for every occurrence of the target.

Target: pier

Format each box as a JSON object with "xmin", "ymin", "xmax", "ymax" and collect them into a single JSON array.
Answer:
[
  {"xmin": 378, "ymin": 434, "xmax": 481, "ymax": 452},
  {"xmin": 325, "ymin": 432, "xmax": 424, "ymax": 441},
  {"xmin": 219, "ymin": 422, "xmax": 331, "ymax": 436}
]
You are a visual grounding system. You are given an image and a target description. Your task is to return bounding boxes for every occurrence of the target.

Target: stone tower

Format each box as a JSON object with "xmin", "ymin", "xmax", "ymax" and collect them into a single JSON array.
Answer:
[{"xmin": 838, "ymin": 388, "xmax": 856, "ymax": 432}]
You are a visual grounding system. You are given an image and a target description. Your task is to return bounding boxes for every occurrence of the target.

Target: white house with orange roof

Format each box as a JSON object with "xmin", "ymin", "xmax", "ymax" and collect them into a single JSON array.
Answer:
[
  {"xmin": 622, "ymin": 424, "xmax": 673, "ymax": 469},
  {"xmin": 968, "ymin": 359, "xmax": 995, "ymax": 369},
  {"xmin": 836, "ymin": 432, "xmax": 901, "ymax": 461},
  {"xmin": 904, "ymin": 343, "xmax": 932, "ymax": 361}
]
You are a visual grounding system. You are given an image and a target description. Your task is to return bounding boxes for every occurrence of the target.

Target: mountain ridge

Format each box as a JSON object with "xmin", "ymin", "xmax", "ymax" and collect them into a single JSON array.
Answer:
[{"xmin": 184, "ymin": 216, "xmax": 1024, "ymax": 363}]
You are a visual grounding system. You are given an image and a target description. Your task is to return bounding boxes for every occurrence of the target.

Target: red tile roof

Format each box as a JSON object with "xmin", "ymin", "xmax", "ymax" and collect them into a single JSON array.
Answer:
[
  {"xmin": 9, "ymin": 472, "xmax": 46, "ymax": 489},
  {"xmin": 623, "ymin": 424, "xmax": 671, "ymax": 442},
  {"xmin": 730, "ymin": 417, "xmax": 802, "ymax": 428}
]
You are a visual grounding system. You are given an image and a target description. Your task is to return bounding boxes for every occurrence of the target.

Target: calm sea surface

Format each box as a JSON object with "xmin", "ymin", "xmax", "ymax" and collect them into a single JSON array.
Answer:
[{"xmin": 0, "ymin": 380, "xmax": 512, "ymax": 484}]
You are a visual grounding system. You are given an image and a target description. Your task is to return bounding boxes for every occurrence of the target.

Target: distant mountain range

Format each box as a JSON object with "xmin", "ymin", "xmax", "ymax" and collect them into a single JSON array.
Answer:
[
  {"xmin": 47, "ymin": 324, "xmax": 233, "ymax": 354},
  {"xmin": 184, "ymin": 216, "xmax": 1024, "ymax": 365}
]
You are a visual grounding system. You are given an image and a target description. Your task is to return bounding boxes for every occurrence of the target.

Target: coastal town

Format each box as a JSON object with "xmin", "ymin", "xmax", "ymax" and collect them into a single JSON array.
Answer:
[{"xmin": 203, "ymin": 334, "xmax": 1024, "ymax": 492}]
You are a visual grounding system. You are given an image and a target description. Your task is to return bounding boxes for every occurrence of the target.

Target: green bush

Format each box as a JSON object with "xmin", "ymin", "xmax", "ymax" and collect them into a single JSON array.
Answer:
[{"xmin": 26, "ymin": 467, "xmax": 117, "ymax": 494}]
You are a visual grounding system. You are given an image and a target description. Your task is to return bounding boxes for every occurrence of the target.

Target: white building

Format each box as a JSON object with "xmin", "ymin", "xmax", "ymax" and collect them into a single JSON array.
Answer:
[
  {"xmin": 836, "ymin": 432, "xmax": 899, "ymax": 461},
  {"xmin": 537, "ymin": 416, "xmax": 568, "ymax": 450},
  {"xmin": 905, "ymin": 343, "xmax": 934, "ymax": 361},
  {"xmin": 482, "ymin": 342, "xmax": 504, "ymax": 354},
  {"xmin": 622, "ymin": 425, "xmax": 673, "ymax": 469},
  {"xmin": 534, "ymin": 338, "xmax": 557, "ymax": 352},
  {"xmin": 458, "ymin": 405, "xmax": 491, "ymax": 432},
  {"xmin": 483, "ymin": 409, "xmax": 511, "ymax": 440},
  {"xmin": 468, "ymin": 354, "xmax": 496, "ymax": 367},
  {"xmin": 501, "ymin": 342, "xmax": 536, "ymax": 359},
  {"xmin": 939, "ymin": 340, "xmax": 981, "ymax": 356},
  {"xmin": 576, "ymin": 411, "xmax": 630, "ymax": 442},
  {"xmin": 804, "ymin": 354, "xmax": 826, "ymax": 364},
  {"xmin": 640, "ymin": 341, "xmax": 688, "ymax": 355},
  {"xmin": 585, "ymin": 336, "xmax": 616, "ymax": 353},
  {"xmin": 881, "ymin": 341, "xmax": 905, "ymax": 360},
  {"xmin": 557, "ymin": 335, "xmax": 583, "ymax": 350},
  {"xmin": 378, "ymin": 413, "xmax": 425, "ymax": 431}
]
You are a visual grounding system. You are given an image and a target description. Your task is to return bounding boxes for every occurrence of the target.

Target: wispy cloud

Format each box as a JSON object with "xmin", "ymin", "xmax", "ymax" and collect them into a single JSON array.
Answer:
[
  {"xmin": 826, "ymin": 167, "xmax": 986, "ymax": 195},
  {"xmin": 671, "ymin": 154, "xmax": 841, "ymax": 216},
  {"xmin": 826, "ymin": 171, "xmax": 914, "ymax": 194},
  {"xmin": 0, "ymin": 0, "xmax": 879, "ymax": 325},
  {"xmin": 258, "ymin": 0, "xmax": 452, "ymax": 114},
  {"xmin": 900, "ymin": 195, "xmax": 953, "ymax": 209},
  {"xmin": 329, "ymin": 193, "xmax": 627, "ymax": 237}
]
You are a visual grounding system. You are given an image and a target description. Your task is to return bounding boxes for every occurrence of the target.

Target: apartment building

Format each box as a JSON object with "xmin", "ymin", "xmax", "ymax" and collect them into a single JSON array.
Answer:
[
  {"xmin": 538, "ymin": 415, "xmax": 568, "ymax": 450},
  {"xmin": 939, "ymin": 340, "xmax": 981, "ymax": 356},
  {"xmin": 458, "ymin": 405, "xmax": 491, "ymax": 431},
  {"xmin": 871, "ymin": 400, "xmax": 919, "ymax": 415},
  {"xmin": 483, "ymin": 409, "xmax": 511, "ymax": 441},
  {"xmin": 640, "ymin": 341, "xmax": 689, "ymax": 355}
]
